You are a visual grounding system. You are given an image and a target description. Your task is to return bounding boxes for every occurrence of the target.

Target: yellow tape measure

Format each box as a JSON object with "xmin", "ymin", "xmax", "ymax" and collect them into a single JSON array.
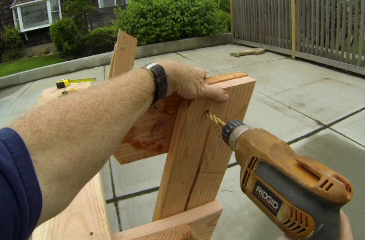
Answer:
[{"xmin": 56, "ymin": 78, "xmax": 96, "ymax": 89}]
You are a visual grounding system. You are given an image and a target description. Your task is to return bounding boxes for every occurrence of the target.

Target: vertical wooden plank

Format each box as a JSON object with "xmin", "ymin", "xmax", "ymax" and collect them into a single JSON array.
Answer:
[
  {"xmin": 341, "ymin": 0, "xmax": 347, "ymax": 61},
  {"xmin": 265, "ymin": 0, "xmax": 269, "ymax": 44},
  {"xmin": 244, "ymin": 0, "xmax": 248, "ymax": 41},
  {"xmin": 278, "ymin": 0, "xmax": 282, "ymax": 47},
  {"xmin": 291, "ymin": 0, "xmax": 296, "ymax": 58},
  {"xmin": 236, "ymin": 0, "xmax": 240, "ymax": 40},
  {"xmin": 249, "ymin": 0, "xmax": 253, "ymax": 42},
  {"xmin": 347, "ymin": 0, "xmax": 353, "ymax": 63},
  {"xmin": 274, "ymin": 0, "xmax": 278, "ymax": 46},
  {"xmin": 296, "ymin": 0, "xmax": 301, "ymax": 52},
  {"xmin": 306, "ymin": 0, "xmax": 310, "ymax": 54},
  {"xmin": 285, "ymin": 0, "xmax": 289, "ymax": 48},
  {"xmin": 316, "ymin": 0, "xmax": 320, "ymax": 55},
  {"xmin": 321, "ymin": 0, "xmax": 325, "ymax": 56},
  {"xmin": 325, "ymin": 0, "xmax": 330, "ymax": 57},
  {"xmin": 111, "ymin": 30, "xmax": 138, "ymax": 78},
  {"xmin": 351, "ymin": 0, "xmax": 360, "ymax": 65},
  {"xmin": 353, "ymin": 0, "xmax": 359, "ymax": 64},
  {"xmin": 269, "ymin": 0, "xmax": 274, "ymax": 46},
  {"xmin": 259, "ymin": 0, "xmax": 263, "ymax": 43},
  {"xmin": 311, "ymin": 0, "xmax": 315, "ymax": 54},
  {"xmin": 253, "ymin": 0, "xmax": 257, "ymax": 42},
  {"xmin": 301, "ymin": 0, "xmax": 306, "ymax": 52},
  {"xmin": 152, "ymin": 78, "xmax": 255, "ymax": 221},
  {"xmin": 359, "ymin": 0, "xmax": 365, "ymax": 66},
  {"xmin": 230, "ymin": 0, "xmax": 235, "ymax": 42},
  {"xmin": 336, "ymin": 0, "xmax": 341, "ymax": 59},
  {"xmin": 32, "ymin": 174, "xmax": 113, "ymax": 240},
  {"xmin": 331, "ymin": 0, "xmax": 336, "ymax": 59}
]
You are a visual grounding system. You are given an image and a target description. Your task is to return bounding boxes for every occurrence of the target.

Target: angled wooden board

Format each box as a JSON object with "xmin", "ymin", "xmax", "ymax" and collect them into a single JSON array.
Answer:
[
  {"xmin": 112, "ymin": 73, "xmax": 250, "ymax": 165},
  {"xmin": 31, "ymin": 174, "xmax": 112, "ymax": 240},
  {"xmin": 114, "ymin": 201, "xmax": 222, "ymax": 240},
  {"xmin": 152, "ymin": 77, "xmax": 255, "ymax": 220}
]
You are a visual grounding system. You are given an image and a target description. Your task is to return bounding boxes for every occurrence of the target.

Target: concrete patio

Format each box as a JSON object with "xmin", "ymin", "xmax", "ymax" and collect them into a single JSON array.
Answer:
[{"xmin": 0, "ymin": 44, "xmax": 364, "ymax": 239}]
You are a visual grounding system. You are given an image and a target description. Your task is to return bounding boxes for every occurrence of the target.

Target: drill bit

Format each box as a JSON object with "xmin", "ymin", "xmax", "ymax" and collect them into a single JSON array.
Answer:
[{"xmin": 205, "ymin": 110, "xmax": 226, "ymax": 128}]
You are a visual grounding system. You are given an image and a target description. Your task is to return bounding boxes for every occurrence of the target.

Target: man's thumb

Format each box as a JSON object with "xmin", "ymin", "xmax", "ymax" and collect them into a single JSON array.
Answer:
[{"xmin": 202, "ymin": 84, "xmax": 229, "ymax": 101}]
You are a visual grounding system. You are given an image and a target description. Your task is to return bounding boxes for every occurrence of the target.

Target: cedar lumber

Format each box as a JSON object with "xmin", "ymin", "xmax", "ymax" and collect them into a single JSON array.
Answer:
[
  {"xmin": 113, "ymin": 201, "xmax": 222, "ymax": 240},
  {"xmin": 152, "ymin": 77, "xmax": 255, "ymax": 220},
  {"xmin": 112, "ymin": 72, "xmax": 249, "ymax": 165},
  {"xmin": 111, "ymin": 31, "xmax": 137, "ymax": 78}
]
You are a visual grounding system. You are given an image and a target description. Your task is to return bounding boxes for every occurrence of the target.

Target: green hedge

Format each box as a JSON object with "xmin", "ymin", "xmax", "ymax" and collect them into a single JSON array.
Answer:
[
  {"xmin": 114, "ymin": 0, "xmax": 227, "ymax": 46},
  {"xmin": 50, "ymin": 18, "xmax": 82, "ymax": 58},
  {"xmin": 51, "ymin": 18, "xmax": 117, "ymax": 58},
  {"xmin": 0, "ymin": 27, "xmax": 24, "ymax": 62},
  {"xmin": 217, "ymin": 10, "xmax": 231, "ymax": 31},
  {"xmin": 84, "ymin": 26, "xmax": 117, "ymax": 56}
]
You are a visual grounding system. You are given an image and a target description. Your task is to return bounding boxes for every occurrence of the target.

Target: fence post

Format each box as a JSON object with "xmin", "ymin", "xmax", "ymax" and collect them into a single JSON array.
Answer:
[
  {"xmin": 291, "ymin": 0, "xmax": 297, "ymax": 58},
  {"xmin": 230, "ymin": 0, "xmax": 235, "ymax": 43}
]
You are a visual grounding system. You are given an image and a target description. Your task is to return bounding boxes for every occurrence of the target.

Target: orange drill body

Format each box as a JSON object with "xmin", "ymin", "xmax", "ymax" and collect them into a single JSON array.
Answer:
[{"xmin": 206, "ymin": 112, "xmax": 353, "ymax": 239}]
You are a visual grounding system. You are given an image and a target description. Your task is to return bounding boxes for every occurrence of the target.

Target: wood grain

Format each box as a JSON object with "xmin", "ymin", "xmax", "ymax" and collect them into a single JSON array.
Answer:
[
  {"xmin": 111, "ymin": 31, "xmax": 138, "ymax": 78},
  {"xmin": 112, "ymin": 73, "xmax": 249, "ymax": 165},
  {"xmin": 114, "ymin": 201, "xmax": 222, "ymax": 240},
  {"xmin": 152, "ymin": 77, "xmax": 255, "ymax": 221},
  {"xmin": 31, "ymin": 174, "xmax": 112, "ymax": 240}
]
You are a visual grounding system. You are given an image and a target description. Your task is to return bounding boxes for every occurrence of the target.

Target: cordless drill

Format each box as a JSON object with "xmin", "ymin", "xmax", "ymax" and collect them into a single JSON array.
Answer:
[{"xmin": 206, "ymin": 111, "xmax": 353, "ymax": 240}]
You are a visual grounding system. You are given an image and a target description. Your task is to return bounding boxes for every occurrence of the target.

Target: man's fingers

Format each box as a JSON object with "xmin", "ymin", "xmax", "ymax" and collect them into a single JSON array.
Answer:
[
  {"xmin": 202, "ymin": 84, "xmax": 229, "ymax": 101},
  {"xmin": 340, "ymin": 210, "xmax": 353, "ymax": 240}
]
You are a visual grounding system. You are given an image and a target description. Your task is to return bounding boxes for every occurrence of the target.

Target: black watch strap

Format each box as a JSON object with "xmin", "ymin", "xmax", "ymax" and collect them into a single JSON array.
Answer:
[{"xmin": 144, "ymin": 63, "xmax": 168, "ymax": 104}]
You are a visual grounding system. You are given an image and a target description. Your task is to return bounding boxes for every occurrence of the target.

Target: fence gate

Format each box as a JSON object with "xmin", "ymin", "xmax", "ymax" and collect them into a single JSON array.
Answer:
[{"xmin": 231, "ymin": 0, "xmax": 365, "ymax": 76}]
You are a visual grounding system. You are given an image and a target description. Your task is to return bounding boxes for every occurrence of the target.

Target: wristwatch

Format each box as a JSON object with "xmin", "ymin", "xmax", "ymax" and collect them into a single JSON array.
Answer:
[{"xmin": 144, "ymin": 63, "xmax": 168, "ymax": 104}]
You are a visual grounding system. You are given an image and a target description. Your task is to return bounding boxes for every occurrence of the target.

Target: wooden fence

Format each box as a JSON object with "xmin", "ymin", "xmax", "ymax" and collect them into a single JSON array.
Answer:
[{"xmin": 231, "ymin": 0, "xmax": 365, "ymax": 76}]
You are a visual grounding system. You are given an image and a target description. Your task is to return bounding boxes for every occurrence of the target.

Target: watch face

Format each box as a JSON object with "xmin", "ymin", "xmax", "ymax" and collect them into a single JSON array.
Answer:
[{"xmin": 145, "ymin": 63, "xmax": 158, "ymax": 69}]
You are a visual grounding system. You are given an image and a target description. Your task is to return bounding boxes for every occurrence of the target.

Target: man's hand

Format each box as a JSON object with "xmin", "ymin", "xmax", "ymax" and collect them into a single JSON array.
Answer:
[
  {"xmin": 159, "ymin": 61, "xmax": 229, "ymax": 101},
  {"xmin": 277, "ymin": 210, "xmax": 353, "ymax": 240}
]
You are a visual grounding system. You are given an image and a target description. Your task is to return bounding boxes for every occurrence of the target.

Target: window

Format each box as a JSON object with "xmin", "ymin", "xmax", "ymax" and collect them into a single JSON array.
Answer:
[
  {"xmin": 98, "ymin": 0, "xmax": 126, "ymax": 8},
  {"xmin": 11, "ymin": 0, "xmax": 62, "ymax": 33}
]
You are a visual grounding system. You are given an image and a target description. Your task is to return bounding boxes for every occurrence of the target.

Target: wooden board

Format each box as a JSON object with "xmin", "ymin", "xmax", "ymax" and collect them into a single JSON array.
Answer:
[
  {"xmin": 114, "ymin": 201, "xmax": 222, "ymax": 240},
  {"xmin": 111, "ymin": 30, "xmax": 138, "ymax": 78},
  {"xmin": 152, "ymin": 77, "xmax": 255, "ymax": 220},
  {"xmin": 112, "ymin": 72, "xmax": 249, "ymax": 165},
  {"xmin": 31, "ymin": 174, "xmax": 112, "ymax": 240}
]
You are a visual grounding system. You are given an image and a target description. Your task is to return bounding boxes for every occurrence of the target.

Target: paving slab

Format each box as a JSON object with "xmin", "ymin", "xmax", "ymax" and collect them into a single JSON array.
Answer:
[
  {"xmin": 0, "ymin": 83, "xmax": 31, "ymax": 116},
  {"xmin": 1, "ymin": 67, "xmax": 104, "ymax": 116},
  {"xmin": 269, "ymin": 77, "xmax": 365, "ymax": 124},
  {"xmin": 118, "ymin": 191, "xmax": 158, "ymax": 230},
  {"xmin": 331, "ymin": 110, "xmax": 365, "ymax": 147},
  {"xmin": 291, "ymin": 129, "xmax": 365, "ymax": 240},
  {"xmin": 111, "ymin": 155, "xmax": 166, "ymax": 197},
  {"xmin": 217, "ymin": 58, "xmax": 341, "ymax": 96},
  {"xmin": 244, "ymin": 91, "xmax": 320, "ymax": 142},
  {"xmin": 132, "ymin": 53, "xmax": 215, "ymax": 72},
  {"xmin": 214, "ymin": 166, "xmax": 283, "ymax": 240},
  {"xmin": 107, "ymin": 203, "xmax": 120, "ymax": 233},
  {"xmin": 0, "ymin": 113, "xmax": 23, "ymax": 128},
  {"xmin": 178, "ymin": 45, "xmax": 287, "ymax": 71}
]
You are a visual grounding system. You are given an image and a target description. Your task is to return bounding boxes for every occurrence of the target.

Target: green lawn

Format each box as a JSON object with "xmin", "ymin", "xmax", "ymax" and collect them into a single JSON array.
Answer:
[{"xmin": 0, "ymin": 54, "xmax": 65, "ymax": 78}]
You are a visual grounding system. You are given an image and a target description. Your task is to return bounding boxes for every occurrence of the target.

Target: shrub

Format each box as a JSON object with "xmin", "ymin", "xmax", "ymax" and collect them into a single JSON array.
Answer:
[
  {"xmin": 217, "ymin": 11, "xmax": 231, "ymax": 31},
  {"xmin": 63, "ymin": 0, "xmax": 96, "ymax": 30},
  {"xmin": 217, "ymin": 0, "xmax": 230, "ymax": 12},
  {"xmin": 114, "ymin": 0, "xmax": 227, "ymax": 46},
  {"xmin": 50, "ymin": 18, "xmax": 82, "ymax": 58},
  {"xmin": 0, "ymin": 27, "xmax": 24, "ymax": 62},
  {"xmin": 83, "ymin": 26, "xmax": 117, "ymax": 56}
]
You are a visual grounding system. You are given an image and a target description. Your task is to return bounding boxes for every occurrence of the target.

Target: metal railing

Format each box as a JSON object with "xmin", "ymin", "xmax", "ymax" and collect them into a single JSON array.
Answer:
[{"xmin": 231, "ymin": 0, "xmax": 365, "ymax": 76}]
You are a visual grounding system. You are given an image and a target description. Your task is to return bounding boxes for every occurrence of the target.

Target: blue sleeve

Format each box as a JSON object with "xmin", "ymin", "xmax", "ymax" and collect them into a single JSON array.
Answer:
[{"xmin": 0, "ymin": 128, "xmax": 42, "ymax": 240}]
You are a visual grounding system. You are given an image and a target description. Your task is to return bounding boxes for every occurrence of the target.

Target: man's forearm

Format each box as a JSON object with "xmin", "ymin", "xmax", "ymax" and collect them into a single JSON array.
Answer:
[{"xmin": 12, "ymin": 68, "xmax": 155, "ymax": 224}]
